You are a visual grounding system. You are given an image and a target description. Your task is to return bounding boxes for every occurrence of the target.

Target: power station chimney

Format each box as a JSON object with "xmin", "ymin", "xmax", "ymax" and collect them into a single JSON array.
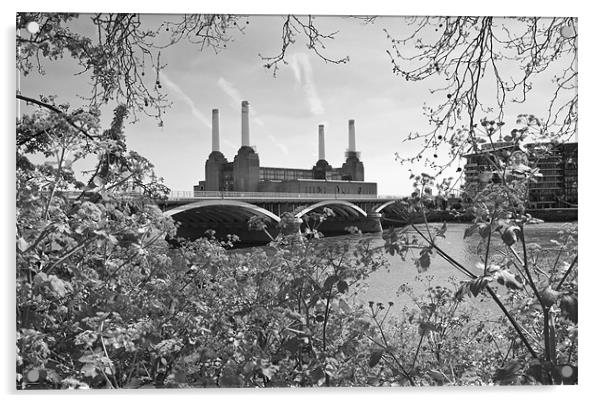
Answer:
[
  {"xmin": 211, "ymin": 108, "xmax": 220, "ymax": 152},
  {"xmin": 318, "ymin": 124, "xmax": 325, "ymax": 160},
  {"xmin": 241, "ymin": 100, "xmax": 250, "ymax": 147},
  {"xmin": 348, "ymin": 119, "xmax": 356, "ymax": 152}
]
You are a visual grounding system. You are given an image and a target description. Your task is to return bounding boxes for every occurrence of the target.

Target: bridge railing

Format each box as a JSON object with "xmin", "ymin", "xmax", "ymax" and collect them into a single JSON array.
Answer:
[
  {"xmin": 58, "ymin": 190, "xmax": 147, "ymax": 199},
  {"xmin": 168, "ymin": 190, "xmax": 404, "ymax": 201},
  {"xmin": 56, "ymin": 189, "xmax": 406, "ymax": 202}
]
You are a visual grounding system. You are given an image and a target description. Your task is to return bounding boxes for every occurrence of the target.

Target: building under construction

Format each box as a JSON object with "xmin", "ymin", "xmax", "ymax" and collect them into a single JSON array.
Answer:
[
  {"xmin": 194, "ymin": 100, "xmax": 377, "ymax": 195},
  {"xmin": 462, "ymin": 141, "xmax": 578, "ymax": 209}
]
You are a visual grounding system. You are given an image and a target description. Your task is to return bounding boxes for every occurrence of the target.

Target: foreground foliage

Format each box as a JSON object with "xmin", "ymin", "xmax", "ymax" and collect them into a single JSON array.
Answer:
[
  {"xmin": 378, "ymin": 118, "xmax": 578, "ymax": 385},
  {"xmin": 16, "ymin": 108, "xmax": 577, "ymax": 387}
]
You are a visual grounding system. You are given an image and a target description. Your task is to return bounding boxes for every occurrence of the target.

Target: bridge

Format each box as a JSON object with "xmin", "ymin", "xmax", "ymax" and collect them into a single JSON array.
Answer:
[{"xmin": 160, "ymin": 191, "xmax": 409, "ymax": 244}]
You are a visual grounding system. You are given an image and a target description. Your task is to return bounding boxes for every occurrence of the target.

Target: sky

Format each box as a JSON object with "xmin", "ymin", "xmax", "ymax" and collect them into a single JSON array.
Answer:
[{"xmin": 20, "ymin": 14, "xmax": 575, "ymax": 196}]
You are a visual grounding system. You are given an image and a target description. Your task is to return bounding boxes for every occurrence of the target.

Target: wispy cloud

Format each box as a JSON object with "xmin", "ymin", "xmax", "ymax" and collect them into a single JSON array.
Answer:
[
  {"xmin": 217, "ymin": 77, "xmax": 265, "ymax": 126},
  {"xmin": 222, "ymin": 138, "xmax": 238, "ymax": 152},
  {"xmin": 267, "ymin": 134, "xmax": 289, "ymax": 155},
  {"xmin": 217, "ymin": 77, "xmax": 242, "ymax": 108},
  {"xmin": 159, "ymin": 72, "xmax": 211, "ymax": 128},
  {"xmin": 289, "ymin": 53, "xmax": 325, "ymax": 116}
]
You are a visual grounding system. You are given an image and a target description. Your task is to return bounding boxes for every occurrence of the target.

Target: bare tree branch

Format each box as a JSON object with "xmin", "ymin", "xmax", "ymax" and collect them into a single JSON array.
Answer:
[
  {"xmin": 385, "ymin": 17, "xmax": 577, "ymax": 172},
  {"xmin": 259, "ymin": 15, "xmax": 350, "ymax": 76}
]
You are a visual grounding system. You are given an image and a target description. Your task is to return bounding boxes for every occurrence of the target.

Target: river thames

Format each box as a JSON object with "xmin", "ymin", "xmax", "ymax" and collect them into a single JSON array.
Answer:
[{"xmin": 265, "ymin": 221, "xmax": 577, "ymax": 317}]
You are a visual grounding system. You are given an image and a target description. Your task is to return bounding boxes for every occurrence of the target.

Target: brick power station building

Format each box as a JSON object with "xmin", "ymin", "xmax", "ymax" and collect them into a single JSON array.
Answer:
[{"xmin": 194, "ymin": 101, "xmax": 377, "ymax": 196}]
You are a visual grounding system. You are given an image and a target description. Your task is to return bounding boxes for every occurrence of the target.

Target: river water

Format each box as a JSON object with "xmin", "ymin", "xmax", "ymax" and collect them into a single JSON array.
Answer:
[
  {"xmin": 313, "ymin": 222, "xmax": 577, "ymax": 315},
  {"xmin": 242, "ymin": 222, "xmax": 576, "ymax": 318}
]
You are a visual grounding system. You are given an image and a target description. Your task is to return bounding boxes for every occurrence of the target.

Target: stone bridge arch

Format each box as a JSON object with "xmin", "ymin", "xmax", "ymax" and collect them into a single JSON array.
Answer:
[
  {"xmin": 165, "ymin": 200, "xmax": 280, "ymax": 243},
  {"xmin": 373, "ymin": 199, "xmax": 410, "ymax": 226},
  {"xmin": 374, "ymin": 200, "xmax": 398, "ymax": 214},
  {"xmin": 165, "ymin": 199, "xmax": 281, "ymax": 222},
  {"xmin": 291, "ymin": 200, "xmax": 381, "ymax": 235},
  {"xmin": 293, "ymin": 200, "xmax": 368, "ymax": 219}
]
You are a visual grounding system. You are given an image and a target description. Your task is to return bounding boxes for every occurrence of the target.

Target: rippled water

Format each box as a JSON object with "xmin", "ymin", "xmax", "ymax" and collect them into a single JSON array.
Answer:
[
  {"xmin": 319, "ymin": 222, "xmax": 577, "ymax": 314},
  {"xmin": 243, "ymin": 221, "xmax": 576, "ymax": 319}
]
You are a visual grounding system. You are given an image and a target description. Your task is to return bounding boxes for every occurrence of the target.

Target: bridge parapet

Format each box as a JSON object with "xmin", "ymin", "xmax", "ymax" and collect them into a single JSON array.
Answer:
[{"xmin": 168, "ymin": 190, "xmax": 402, "ymax": 202}]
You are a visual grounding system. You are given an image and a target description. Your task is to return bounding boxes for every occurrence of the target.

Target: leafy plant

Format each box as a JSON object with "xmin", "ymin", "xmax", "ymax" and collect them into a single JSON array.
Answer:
[{"xmin": 381, "ymin": 120, "xmax": 578, "ymax": 384}]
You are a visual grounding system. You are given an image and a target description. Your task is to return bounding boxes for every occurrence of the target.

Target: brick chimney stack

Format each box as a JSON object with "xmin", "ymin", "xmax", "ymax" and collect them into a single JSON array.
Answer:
[
  {"xmin": 211, "ymin": 108, "xmax": 220, "ymax": 152},
  {"xmin": 241, "ymin": 100, "xmax": 250, "ymax": 147},
  {"xmin": 318, "ymin": 124, "xmax": 325, "ymax": 160}
]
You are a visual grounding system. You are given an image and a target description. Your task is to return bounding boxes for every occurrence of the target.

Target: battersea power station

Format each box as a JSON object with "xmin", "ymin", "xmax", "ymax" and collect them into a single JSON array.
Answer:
[
  {"xmin": 193, "ymin": 100, "xmax": 377, "ymax": 195},
  {"xmin": 163, "ymin": 100, "xmax": 392, "ymax": 244}
]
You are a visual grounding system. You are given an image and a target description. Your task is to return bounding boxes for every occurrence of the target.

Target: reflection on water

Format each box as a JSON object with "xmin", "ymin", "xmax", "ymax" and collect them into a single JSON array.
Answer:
[{"xmin": 318, "ymin": 222, "xmax": 577, "ymax": 314}]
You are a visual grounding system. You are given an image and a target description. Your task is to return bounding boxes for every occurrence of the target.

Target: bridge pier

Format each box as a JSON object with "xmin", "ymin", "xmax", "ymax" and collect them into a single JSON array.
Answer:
[
  {"xmin": 365, "ymin": 211, "xmax": 383, "ymax": 233},
  {"xmin": 280, "ymin": 216, "xmax": 304, "ymax": 236},
  {"xmin": 302, "ymin": 214, "xmax": 382, "ymax": 236}
]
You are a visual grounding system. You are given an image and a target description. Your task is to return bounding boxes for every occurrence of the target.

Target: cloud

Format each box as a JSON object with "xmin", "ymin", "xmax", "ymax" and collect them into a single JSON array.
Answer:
[
  {"xmin": 289, "ymin": 57, "xmax": 302, "ymax": 83},
  {"xmin": 222, "ymin": 138, "xmax": 238, "ymax": 152},
  {"xmin": 159, "ymin": 72, "xmax": 211, "ymax": 128},
  {"xmin": 217, "ymin": 77, "xmax": 242, "ymax": 108},
  {"xmin": 217, "ymin": 77, "xmax": 264, "ymax": 126},
  {"xmin": 289, "ymin": 53, "xmax": 325, "ymax": 116},
  {"xmin": 267, "ymin": 134, "xmax": 289, "ymax": 155}
]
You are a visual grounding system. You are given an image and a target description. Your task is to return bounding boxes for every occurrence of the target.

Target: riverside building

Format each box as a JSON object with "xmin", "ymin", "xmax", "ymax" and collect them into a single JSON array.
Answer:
[{"xmin": 462, "ymin": 141, "xmax": 578, "ymax": 209}]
